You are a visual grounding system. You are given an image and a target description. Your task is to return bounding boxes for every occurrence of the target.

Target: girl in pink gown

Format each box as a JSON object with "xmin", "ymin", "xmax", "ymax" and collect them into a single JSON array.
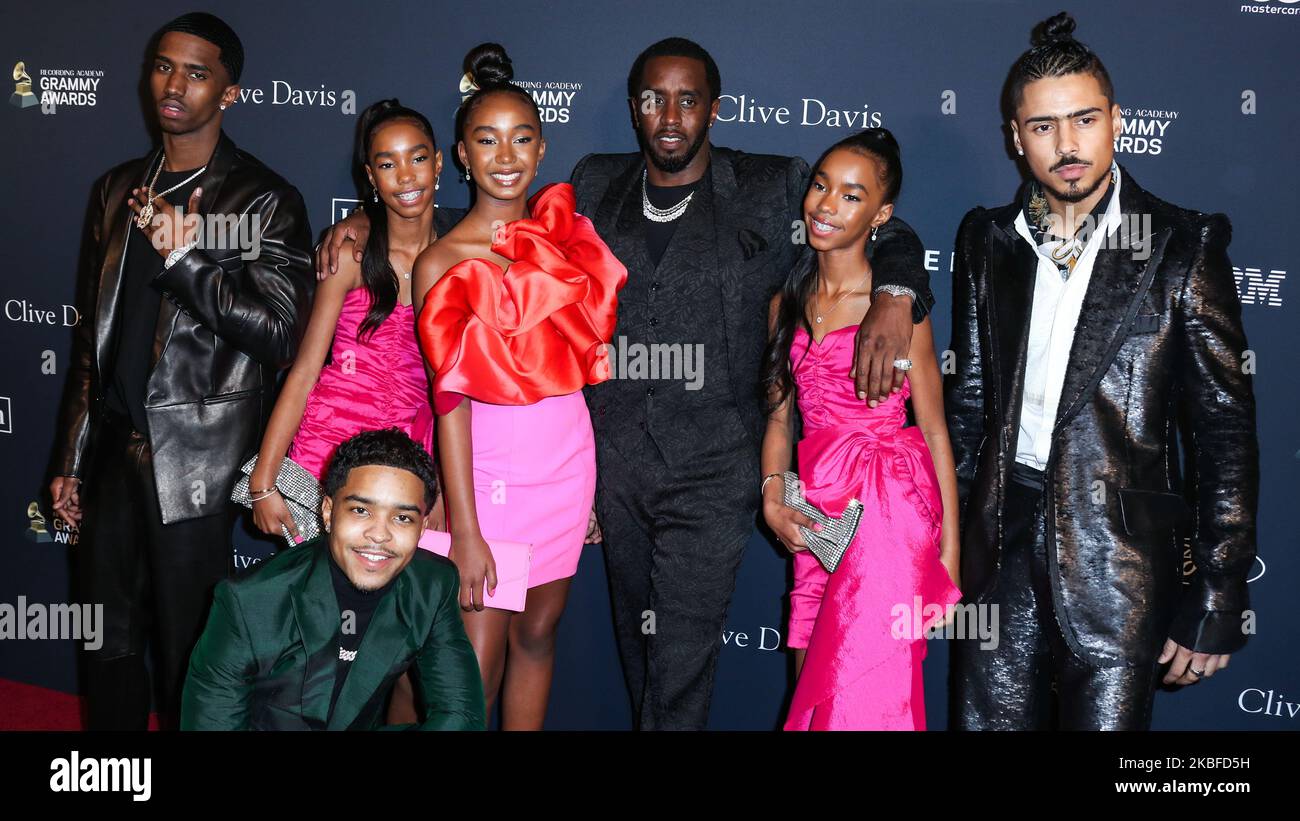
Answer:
[
  {"xmin": 760, "ymin": 129, "xmax": 962, "ymax": 730},
  {"xmin": 250, "ymin": 99, "xmax": 442, "ymax": 540}
]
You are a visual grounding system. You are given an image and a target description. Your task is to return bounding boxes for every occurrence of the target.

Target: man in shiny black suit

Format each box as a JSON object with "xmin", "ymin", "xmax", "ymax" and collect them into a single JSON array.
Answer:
[
  {"xmin": 945, "ymin": 13, "xmax": 1258, "ymax": 730},
  {"xmin": 48, "ymin": 13, "xmax": 314, "ymax": 730},
  {"xmin": 570, "ymin": 38, "xmax": 933, "ymax": 730}
]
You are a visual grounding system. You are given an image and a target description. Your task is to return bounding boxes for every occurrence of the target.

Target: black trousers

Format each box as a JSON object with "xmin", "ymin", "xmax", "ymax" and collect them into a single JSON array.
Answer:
[
  {"xmin": 595, "ymin": 428, "xmax": 759, "ymax": 730},
  {"xmin": 75, "ymin": 410, "xmax": 234, "ymax": 730},
  {"xmin": 951, "ymin": 466, "xmax": 1160, "ymax": 730}
]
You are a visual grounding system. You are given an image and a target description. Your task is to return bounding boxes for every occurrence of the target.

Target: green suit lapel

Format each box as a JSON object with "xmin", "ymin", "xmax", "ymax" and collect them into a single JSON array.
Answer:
[{"xmin": 289, "ymin": 544, "xmax": 340, "ymax": 731}]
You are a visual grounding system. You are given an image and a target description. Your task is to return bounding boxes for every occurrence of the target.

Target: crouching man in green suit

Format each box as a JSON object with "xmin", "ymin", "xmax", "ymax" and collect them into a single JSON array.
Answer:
[{"xmin": 181, "ymin": 428, "xmax": 485, "ymax": 730}]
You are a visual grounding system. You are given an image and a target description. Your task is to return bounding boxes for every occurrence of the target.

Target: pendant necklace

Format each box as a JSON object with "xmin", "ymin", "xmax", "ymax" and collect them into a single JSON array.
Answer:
[{"xmin": 814, "ymin": 270, "xmax": 871, "ymax": 324}]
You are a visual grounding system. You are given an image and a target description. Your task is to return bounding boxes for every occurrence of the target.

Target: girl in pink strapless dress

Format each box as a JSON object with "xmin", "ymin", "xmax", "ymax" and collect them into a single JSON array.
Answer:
[
  {"xmin": 761, "ymin": 128, "xmax": 961, "ymax": 731},
  {"xmin": 249, "ymin": 100, "xmax": 440, "ymax": 542}
]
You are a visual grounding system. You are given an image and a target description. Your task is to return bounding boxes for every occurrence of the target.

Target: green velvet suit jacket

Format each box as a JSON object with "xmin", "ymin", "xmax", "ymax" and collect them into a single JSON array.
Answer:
[{"xmin": 181, "ymin": 537, "xmax": 484, "ymax": 730}]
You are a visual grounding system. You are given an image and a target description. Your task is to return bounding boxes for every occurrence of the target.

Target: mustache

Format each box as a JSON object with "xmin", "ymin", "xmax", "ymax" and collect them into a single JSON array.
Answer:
[{"xmin": 1050, "ymin": 156, "xmax": 1091, "ymax": 172}]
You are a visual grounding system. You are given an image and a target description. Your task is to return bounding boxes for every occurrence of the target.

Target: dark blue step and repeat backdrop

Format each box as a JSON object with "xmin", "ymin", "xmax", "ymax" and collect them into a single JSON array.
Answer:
[{"xmin": 1, "ymin": 0, "xmax": 1295, "ymax": 730}]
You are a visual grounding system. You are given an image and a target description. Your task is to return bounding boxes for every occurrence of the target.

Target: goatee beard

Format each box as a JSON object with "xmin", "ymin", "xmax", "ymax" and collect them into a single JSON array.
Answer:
[
  {"xmin": 1048, "ymin": 169, "xmax": 1107, "ymax": 204},
  {"xmin": 641, "ymin": 127, "xmax": 709, "ymax": 175}
]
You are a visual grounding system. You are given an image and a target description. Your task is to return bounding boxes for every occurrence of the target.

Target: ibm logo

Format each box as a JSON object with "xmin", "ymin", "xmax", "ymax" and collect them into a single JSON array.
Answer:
[{"xmin": 1233, "ymin": 267, "xmax": 1286, "ymax": 307}]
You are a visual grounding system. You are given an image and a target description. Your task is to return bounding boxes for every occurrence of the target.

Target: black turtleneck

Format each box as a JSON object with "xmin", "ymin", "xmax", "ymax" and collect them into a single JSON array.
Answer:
[{"xmin": 327, "ymin": 549, "xmax": 398, "ymax": 721}]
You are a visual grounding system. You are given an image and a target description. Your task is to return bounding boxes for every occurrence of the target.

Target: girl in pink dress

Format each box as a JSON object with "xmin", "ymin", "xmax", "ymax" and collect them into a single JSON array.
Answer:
[
  {"xmin": 250, "ymin": 99, "xmax": 443, "ymax": 540},
  {"xmin": 760, "ymin": 129, "xmax": 962, "ymax": 730},
  {"xmin": 412, "ymin": 44, "xmax": 624, "ymax": 730}
]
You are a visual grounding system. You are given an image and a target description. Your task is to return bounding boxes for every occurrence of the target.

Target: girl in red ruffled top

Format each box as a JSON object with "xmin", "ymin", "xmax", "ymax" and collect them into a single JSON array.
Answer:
[{"xmin": 413, "ymin": 43, "xmax": 626, "ymax": 729}]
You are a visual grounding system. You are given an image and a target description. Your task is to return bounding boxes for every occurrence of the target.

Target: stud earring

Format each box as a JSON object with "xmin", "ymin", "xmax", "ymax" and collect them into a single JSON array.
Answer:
[{"xmin": 219, "ymin": 104, "xmax": 226, "ymax": 110}]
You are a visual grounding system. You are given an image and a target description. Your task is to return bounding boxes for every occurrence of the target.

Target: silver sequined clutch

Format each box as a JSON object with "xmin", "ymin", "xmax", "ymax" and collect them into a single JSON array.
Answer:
[
  {"xmin": 230, "ymin": 454, "xmax": 323, "ymax": 546},
  {"xmin": 781, "ymin": 471, "xmax": 863, "ymax": 573}
]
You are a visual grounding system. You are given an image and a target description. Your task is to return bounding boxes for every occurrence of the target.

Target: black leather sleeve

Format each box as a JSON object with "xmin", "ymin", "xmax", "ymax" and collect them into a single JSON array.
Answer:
[
  {"xmin": 151, "ymin": 184, "xmax": 314, "ymax": 369},
  {"xmin": 944, "ymin": 208, "xmax": 988, "ymax": 515},
  {"xmin": 1166, "ymin": 214, "xmax": 1260, "ymax": 655},
  {"xmin": 51, "ymin": 172, "xmax": 109, "ymax": 478}
]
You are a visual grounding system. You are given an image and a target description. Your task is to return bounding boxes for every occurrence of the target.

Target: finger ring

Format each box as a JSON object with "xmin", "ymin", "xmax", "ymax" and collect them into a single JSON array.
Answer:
[
  {"xmin": 893, "ymin": 358, "xmax": 913, "ymax": 371},
  {"xmin": 1191, "ymin": 668, "xmax": 1205, "ymax": 678}
]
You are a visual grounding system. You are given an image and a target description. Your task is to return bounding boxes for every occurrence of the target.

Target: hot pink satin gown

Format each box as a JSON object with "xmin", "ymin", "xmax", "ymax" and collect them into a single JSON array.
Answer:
[
  {"xmin": 288, "ymin": 288, "xmax": 433, "ymax": 480},
  {"xmin": 783, "ymin": 324, "xmax": 961, "ymax": 731}
]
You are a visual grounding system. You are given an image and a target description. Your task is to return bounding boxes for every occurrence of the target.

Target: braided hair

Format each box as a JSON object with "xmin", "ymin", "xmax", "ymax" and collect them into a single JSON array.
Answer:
[{"xmin": 1005, "ymin": 12, "xmax": 1114, "ymax": 112}]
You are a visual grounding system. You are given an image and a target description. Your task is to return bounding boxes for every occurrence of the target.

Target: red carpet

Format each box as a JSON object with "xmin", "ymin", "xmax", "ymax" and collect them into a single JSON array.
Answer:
[{"xmin": 0, "ymin": 679, "xmax": 160, "ymax": 730}]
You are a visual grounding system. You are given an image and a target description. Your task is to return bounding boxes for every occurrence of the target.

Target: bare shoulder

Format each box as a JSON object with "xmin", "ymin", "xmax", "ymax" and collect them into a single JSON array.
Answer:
[{"xmin": 413, "ymin": 234, "xmax": 466, "ymax": 289}]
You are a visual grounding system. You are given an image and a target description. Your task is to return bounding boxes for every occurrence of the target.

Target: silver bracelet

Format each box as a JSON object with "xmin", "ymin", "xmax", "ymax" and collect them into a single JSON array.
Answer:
[
  {"xmin": 872, "ymin": 284, "xmax": 917, "ymax": 302},
  {"xmin": 761, "ymin": 473, "xmax": 783, "ymax": 495},
  {"xmin": 248, "ymin": 486, "xmax": 280, "ymax": 503}
]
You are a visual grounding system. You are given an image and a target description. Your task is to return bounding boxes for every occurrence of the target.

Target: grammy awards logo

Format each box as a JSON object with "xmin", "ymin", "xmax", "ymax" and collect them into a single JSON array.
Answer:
[
  {"xmin": 10, "ymin": 61, "xmax": 36, "ymax": 108},
  {"xmin": 24, "ymin": 501, "xmax": 51, "ymax": 543}
]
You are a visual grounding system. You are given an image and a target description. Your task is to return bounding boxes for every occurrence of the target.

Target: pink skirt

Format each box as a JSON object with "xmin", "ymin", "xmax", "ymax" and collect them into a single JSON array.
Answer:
[{"xmin": 467, "ymin": 391, "xmax": 595, "ymax": 589}]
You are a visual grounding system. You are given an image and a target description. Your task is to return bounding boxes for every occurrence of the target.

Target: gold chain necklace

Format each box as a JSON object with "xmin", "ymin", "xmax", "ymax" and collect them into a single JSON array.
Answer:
[{"xmin": 134, "ymin": 153, "xmax": 207, "ymax": 229}]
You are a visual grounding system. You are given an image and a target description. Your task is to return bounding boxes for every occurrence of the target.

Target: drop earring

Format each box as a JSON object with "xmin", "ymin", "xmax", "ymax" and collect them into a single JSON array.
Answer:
[
  {"xmin": 870, "ymin": 225, "xmax": 878, "ymax": 242},
  {"xmin": 219, "ymin": 104, "xmax": 226, "ymax": 110},
  {"xmin": 372, "ymin": 187, "xmax": 379, "ymax": 203},
  {"xmin": 465, "ymin": 170, "xmax": 471, "ymax": 181}
]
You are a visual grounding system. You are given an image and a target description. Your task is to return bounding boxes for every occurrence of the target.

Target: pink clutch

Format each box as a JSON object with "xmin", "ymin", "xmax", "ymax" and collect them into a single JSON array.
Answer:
[{"xmin": 417, "ymin": 530, "xmax": 533, "ymax": 612}]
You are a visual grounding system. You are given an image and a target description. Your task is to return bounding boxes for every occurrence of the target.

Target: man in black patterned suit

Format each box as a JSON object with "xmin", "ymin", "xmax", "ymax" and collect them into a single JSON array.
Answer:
[{"xmin": 570, "ymin": 38, "xmax": 934, "ymax": 729}]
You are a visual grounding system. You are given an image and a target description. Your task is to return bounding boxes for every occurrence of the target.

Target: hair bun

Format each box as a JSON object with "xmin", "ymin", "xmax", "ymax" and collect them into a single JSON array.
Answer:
[
  {"xmin": 1032, "ymin": 11, "xmax": 1077, "ymax": 46},
  {"xmin": 464, "ymin": 42, "xmax": 514, "ymax": 88}
]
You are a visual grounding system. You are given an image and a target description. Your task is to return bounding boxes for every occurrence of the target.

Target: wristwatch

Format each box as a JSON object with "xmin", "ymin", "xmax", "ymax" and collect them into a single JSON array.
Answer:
[{"xmin": 164, "ymin": 240, "xmax": 199, "ymax": 270}]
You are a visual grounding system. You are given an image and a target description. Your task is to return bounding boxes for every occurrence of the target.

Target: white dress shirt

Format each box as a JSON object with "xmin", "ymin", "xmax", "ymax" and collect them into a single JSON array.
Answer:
[{"xmin": 1012, "ymin": 164, "xmax": 1123, "ymax": 470}]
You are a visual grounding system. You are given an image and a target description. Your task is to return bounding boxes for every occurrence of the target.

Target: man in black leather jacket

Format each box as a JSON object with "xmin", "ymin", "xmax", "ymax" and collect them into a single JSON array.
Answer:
[
  {"xmin": 945, "ymin": 13, "xmax": 1258, "ymax": 730},
  {"xmin": 48, "ymin": 13, "xmax": 314, "ymax": 729}
]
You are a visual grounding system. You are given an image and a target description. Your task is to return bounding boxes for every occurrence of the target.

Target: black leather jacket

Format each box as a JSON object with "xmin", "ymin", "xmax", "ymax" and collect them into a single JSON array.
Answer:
[
  {"xmin": 944, "ymin": 166, "xmax": 1259, "ymax": 665},
  {"xmin": 53, "ymin": 132, "xmax": 314, "ymax": 524}
]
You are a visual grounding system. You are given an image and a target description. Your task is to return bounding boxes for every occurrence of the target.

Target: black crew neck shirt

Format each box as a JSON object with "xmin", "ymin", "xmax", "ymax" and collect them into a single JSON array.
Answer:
[
  {"xmin": 642, "ymin": 171, "xmax": 708, "ymax": 268},
  {"xmin": 105, "ymin": 164, "xmax": 204, "ymax": 433}
]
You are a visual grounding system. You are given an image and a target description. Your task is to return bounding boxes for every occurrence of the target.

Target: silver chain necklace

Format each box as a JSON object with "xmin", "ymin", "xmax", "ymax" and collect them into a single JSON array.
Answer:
[{"xmin": 641, "ymin": 168, "xmax": 694, "ymax": 223}]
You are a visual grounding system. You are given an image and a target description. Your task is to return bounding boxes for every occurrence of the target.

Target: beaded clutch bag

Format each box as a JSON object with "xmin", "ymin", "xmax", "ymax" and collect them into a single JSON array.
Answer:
[
  {"xmin": 230, "ymin": 455, "xmax": 323, "ymax": 546},
  {"xmin": 781, "ymin": 471, "xmax": 864, "ymax": 573}
]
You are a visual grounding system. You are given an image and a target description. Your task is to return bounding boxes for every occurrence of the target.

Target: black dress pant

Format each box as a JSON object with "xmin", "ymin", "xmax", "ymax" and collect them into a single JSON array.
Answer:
[
  {"xmin": 75, "ymin": 410, "xmax": 234, "ymax": 730},
  {"xmin": 951, "ymin": 465, "xmax": 1161, "ymax": 730},
  {"xmin": 595, "ymin": 428, "xmax": 759, "ymax": 730}
]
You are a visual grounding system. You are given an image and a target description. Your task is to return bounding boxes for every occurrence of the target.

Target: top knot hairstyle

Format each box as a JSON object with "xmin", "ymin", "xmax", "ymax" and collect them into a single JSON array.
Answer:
[
  {"xmin": 156, "ymin": 12, "xmax": 244, "ymax": 84},
  {"xmin": 1005, "ymin": 11, "xmax": 1114, "ymax": 112},
  {"xmin": 454, "ymin": 42, "xmax": 542, "ymax": 144}
]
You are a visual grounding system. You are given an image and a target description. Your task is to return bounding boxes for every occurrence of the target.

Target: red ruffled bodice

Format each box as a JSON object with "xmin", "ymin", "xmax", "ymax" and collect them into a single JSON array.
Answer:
[{"xmin": 417, "ymin": 183, "xmax": 627, "ymax": 414}]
